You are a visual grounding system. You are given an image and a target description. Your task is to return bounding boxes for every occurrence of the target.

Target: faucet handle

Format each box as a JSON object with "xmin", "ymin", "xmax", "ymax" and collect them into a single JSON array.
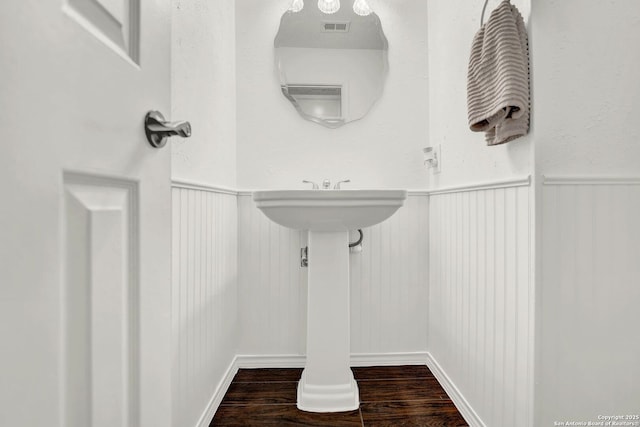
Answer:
[
  {"xmin": 333, "ymin": 179, "xmax": 351, "ymax": 189},
  {"xmin": 302, "ymin": 180, "xmax": 319, "ymax": 190}
]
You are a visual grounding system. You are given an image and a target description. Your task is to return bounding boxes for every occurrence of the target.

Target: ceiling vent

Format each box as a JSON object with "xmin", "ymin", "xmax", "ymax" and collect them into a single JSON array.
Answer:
[{"xmin": 322, "ymin": 21, "xmax": 350, "ymax": 32}]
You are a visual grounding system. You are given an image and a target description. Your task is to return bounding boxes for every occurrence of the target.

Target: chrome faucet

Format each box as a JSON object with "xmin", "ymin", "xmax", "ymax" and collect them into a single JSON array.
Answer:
[
  {"xmin": 302, "ymin": 180, "xmax": 319, "ymax": 189},
  {"xmin": 333, "ymin": 179, "xmax": 351, "ymax": 189},
  {"xmin": 303, "ymin": 179, "xmax": 350, "ymax": 190}
]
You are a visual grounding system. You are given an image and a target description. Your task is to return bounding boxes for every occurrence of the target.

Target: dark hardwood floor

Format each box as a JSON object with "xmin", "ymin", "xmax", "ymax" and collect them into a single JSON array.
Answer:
[{"xmin": 211, "ymin": 365, "xmax": 469, "ymax": 426}]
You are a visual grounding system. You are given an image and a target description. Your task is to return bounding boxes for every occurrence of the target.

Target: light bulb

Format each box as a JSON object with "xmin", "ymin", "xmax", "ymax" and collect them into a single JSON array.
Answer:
[
  {"xmin": 289, "ymin": 0, "xmax": 304, "ymax": 13},
  {"xmin": 318, "ymin": 0, "xmax": 340, "ymax": 14},
  {"xmin": 353, "ymin": 0, "xmax": 372, "ymax": 16}
]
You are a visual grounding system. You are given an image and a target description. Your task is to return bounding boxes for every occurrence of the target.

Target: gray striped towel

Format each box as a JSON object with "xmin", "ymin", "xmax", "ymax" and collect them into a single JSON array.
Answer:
[{"xmin": 467, "ymin": 0, "xmax": 530, "ymax": 146}]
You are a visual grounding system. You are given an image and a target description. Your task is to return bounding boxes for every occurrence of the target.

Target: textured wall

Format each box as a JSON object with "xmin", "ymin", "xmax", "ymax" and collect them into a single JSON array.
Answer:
[
  {"xmin": 532, "ymin": 0, "xmax": 640, "ymax": 176},
  {"xmin": 235, "ymin": 0, "xmax": 430, "ymax": 189},
  {"xmin": 237, "ymin": 194, "xmax": 429, "ymax": 356},
  {"xmin": 429, "ymin": 182, "xmax": 534, "ymax": 427},
  {"xmin": 172, "ymin": 0, "xmax": 237, "ymax": 187},
  {"xmin": 426, "ymin": 0, "xmax": 532, "ymax": 188}
]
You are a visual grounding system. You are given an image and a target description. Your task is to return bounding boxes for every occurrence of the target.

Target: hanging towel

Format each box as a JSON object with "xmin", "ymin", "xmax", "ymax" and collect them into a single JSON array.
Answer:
[{"xmin": 467, "ymin": 0, "xmax": 530, "ymax": 145}]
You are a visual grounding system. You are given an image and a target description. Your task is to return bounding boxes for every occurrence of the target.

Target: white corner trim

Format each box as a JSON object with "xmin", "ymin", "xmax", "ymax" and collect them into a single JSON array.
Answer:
[
  {"xmin": 543, "ymin": 175, "xmax": 640, "ymax": 186},
  {"xmin": 426, "ymin": 352, "xmax": 486, "ymax": 427},
  {"xmin": 195, "ymin": 356, "xmax": 239, "ymax": 427},
  {"xmin": 171, "ymin": 179, "xmax": 239, "ymax": 196},
  {"xmin": 427, "ymin": 176, "xmax": 531, "ymax": 196}
]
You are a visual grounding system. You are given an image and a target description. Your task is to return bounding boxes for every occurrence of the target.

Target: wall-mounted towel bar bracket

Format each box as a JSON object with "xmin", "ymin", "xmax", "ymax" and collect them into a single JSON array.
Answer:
[{"xmin": 481, "ymin": 0, "xmax": 490, "ymax": 26}]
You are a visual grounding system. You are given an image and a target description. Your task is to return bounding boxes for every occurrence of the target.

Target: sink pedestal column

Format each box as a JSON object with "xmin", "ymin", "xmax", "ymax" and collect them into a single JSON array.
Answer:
[{"xmin": 297, "ymin": 230, "xmax": 359, "ymax": 413}]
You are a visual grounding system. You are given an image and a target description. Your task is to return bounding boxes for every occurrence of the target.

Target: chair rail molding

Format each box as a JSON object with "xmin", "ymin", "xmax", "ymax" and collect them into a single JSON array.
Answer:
[{"xmin": 543, "ymin": 175, "xmax": 640, "ymax": 185}]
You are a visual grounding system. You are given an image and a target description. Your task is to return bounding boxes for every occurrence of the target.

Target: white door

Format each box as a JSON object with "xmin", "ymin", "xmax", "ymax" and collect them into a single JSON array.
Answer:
[{"xmin": 1, "ymin": 1, "xmax": 175, "ymax": 426}]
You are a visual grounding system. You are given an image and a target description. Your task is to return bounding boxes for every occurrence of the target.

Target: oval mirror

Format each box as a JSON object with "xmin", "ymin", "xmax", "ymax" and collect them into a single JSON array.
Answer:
[{"xmin": 275, "ymin": 1, "xmax": 389, "ymax": 128}]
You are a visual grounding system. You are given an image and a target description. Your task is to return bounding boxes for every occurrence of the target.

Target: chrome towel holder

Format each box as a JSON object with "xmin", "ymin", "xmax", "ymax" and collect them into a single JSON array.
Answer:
[{"xmin": 481, "ymin": 0, "xmax": 490, "ymax": 26}]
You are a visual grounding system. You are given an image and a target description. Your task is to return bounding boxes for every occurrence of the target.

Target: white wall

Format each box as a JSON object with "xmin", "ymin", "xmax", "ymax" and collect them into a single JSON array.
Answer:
[
  {"xmin": 237, "ymin": 194, "xmax": 429, "ymax": 357},
  {"xmin": 236, "ymin": 0, "xmax": 429, "ymax": 189},
  {"xmin": 171, "ymin": 1, "xmax": 239, "ymax": 426},
  {"xmin": 427, "ymin": 0, "xmax": 532, "ymax": 188},
  {"xmin": 172, "ymin": 0, "xmax": 237, "ymax": 188},
  {"xmin": 532, "ymin": 0, "xmax": 640, "ymax": 177},
  {"xmin": 425, "ymin": 2, "xmax": 534, "ymax": 425},
  {"xmin": 531, "ymin": 1, "xmax": 640, "ymax": 425}
]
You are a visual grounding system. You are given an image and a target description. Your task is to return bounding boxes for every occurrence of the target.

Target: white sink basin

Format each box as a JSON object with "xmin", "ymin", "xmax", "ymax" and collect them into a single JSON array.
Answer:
[{"xmin": 253, "ymin": 189, "xmax": 407, "ymax": 231}]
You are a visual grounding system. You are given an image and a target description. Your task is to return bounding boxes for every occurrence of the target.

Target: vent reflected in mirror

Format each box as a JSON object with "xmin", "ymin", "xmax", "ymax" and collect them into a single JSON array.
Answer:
[
  {"xmin": 275, "ymin": 1, "xmax": 388, "ymax": 128},
  {"xmin": 282, "ymin": 85, "xmax": 343, "ymax": 126}
]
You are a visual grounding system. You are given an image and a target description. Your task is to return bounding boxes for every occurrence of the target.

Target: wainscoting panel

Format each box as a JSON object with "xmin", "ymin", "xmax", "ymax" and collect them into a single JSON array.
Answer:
[
  {"xmin": 237, "ymin": 194, "xmax": 429, "ymax": 357},
  {"xmin": 350, "ymin": 195, "xmax": 429, "ymax": 354},
  {"xmin": 428, "ymin": 182, "xmax": 533, "ymax": 427},
  {"xmin": 171, "ymin": 185, "xmax": 238, "ymax": 427},
  {"xmin": 537, "ymin": 178, "xmax": 640, "ymax": 426}
]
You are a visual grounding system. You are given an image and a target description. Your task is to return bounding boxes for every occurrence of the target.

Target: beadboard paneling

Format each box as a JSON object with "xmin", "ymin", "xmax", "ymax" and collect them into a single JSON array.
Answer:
[
  {"xmin": 428, "ymin": 184, "xmax": 533, "ymax": 427},
  {"xmin": 171, "ymin": 186, "xmax": 238, "ymax": 427},
  {"xmin": 237, "ymin": 194, "xmax": 429, "ymax": 356},
  {"xmin": 350, "ymin": 195, "xmax": 429, "ymax": 353},
  {"xmin": 538, "ymin": 180, "xmax": 640, "ymax": 426}
]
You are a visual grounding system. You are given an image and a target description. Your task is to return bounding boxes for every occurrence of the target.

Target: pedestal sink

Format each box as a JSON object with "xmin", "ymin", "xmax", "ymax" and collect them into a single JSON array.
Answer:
[{"xmin": 253, "ymin": 189, "xmax": 407, "ymax": 412}]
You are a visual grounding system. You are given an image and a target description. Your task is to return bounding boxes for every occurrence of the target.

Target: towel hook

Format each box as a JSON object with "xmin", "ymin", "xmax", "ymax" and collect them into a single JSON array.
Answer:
[{"xmin": 480, "ymin": 0, "xmax": 489, "ymax": 26}]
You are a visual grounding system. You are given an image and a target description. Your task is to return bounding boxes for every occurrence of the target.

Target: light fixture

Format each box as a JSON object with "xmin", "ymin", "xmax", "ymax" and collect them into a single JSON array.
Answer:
[
  {"xmin": 352, "ymin": 0, "xmax": 372, "ymax": 16},
  {"xmin": 289, "ymin": 0, "xmax": 304, "ymax": 13},
  {"xmin": 318, "ymin": 0, "xmax": 340, "ymax": 14}
]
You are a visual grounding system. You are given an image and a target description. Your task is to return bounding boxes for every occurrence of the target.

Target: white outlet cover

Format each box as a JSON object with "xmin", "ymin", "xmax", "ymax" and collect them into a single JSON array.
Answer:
[{"xmin": 433, "ymin": 144, "xmax": 441, "ymax": 174}]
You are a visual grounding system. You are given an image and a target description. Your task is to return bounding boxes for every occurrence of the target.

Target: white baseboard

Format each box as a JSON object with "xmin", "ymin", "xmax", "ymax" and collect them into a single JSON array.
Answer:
[
  {"xmin": 235, "ymin": 352, "xmax": 429, "ymax": 369},
  {"xmin": 195, "ymin": 356, "xmax": 239, "ymax": 427},
  {"xmin": 426, "ymin": 352, "xmax": 485, "ymax": 427},
  {"xmin": 236, "ymin": 354, "xmax": 306, "ymax": 369},
  {"xmin": 350, "ymin": 352, "xmax": 429, "ymax": 366}
]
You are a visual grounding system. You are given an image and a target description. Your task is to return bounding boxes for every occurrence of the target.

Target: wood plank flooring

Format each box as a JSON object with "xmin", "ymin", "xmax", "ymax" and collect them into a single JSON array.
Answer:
[{"xmin": 211, "ymin": 366, "xmax": 469, "ymax": 426}]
